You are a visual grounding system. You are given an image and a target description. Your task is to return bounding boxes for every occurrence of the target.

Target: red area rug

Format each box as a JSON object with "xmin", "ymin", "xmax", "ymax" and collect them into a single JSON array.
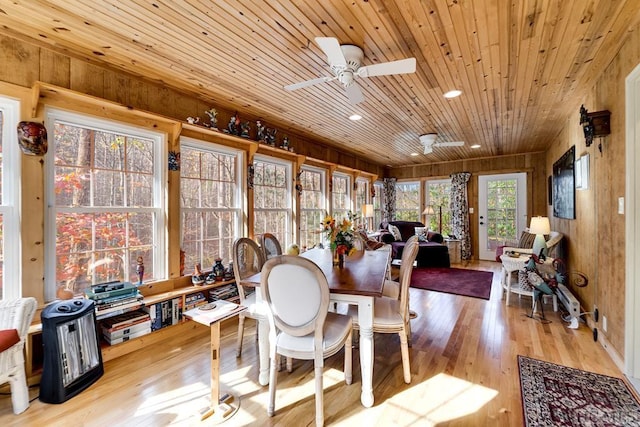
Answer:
[
  {"xmin": 518, "ymin": 355, "xmax": 640, "ymax": 426},
  {"xmin": 410, "ymin": 267, "xmax": 493, "ymax": 300}
]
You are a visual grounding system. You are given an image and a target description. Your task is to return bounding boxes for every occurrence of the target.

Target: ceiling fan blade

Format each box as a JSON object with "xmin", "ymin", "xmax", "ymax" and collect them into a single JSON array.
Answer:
[
  {"xmin": 315, "ymin": 37, "xmax": 347, "ymax": 67},
  {"xmin": 357, "ymin": 58, "xmax": 416, "ymax": 78},
  {"xmin": 284, "ymin": 76, "xmax": 335, "ymax": 91},
  {"xmin": 345, "ymin": 84, "xmax": 365, "ymax": 104},
  {"xmin": 434, "ymin": 141, "xmax": 465, "ymax": 147}
]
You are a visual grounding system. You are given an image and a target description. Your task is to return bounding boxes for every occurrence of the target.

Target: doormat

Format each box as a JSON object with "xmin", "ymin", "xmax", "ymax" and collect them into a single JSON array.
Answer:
[
  {"xmin": 518, "ymin": 355, "xmax": 640, "ymax": 426},
  {"xmin": 410, "ymin": 267, "xmax": 493, "ymax": 300}
]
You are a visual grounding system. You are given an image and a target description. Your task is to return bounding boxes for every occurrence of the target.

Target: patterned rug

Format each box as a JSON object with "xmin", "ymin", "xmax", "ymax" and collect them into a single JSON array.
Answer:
[{"xmin": 518, "ymin": 355, "xmax": 640, "ymax": 426}]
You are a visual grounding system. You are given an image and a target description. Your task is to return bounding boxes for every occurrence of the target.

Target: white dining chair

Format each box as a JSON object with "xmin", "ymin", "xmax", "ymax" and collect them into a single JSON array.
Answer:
[
  {"xmin": 382, "ymin": 234, "xmax": 419, "ymax": 299},
  {"xmin": 260, "ymin": 255, "xmax": 352, "ymax": 427},
  {"xmin": 349, "ymin": 239, "xmax": 418, "ymax": 383},
  {"xmin": 0, "ymin": 297, "xmax": 37, "ymax": 414},
  {"xmin": 232, "ymin": 237, "xmax": 267, "ymax": 358}
]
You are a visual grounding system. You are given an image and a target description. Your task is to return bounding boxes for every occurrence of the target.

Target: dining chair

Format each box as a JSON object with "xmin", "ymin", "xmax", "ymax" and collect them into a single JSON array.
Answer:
[
  {"xmin": 260, "ymin": 255, "xmax": 352, "ymax": 427},
  {"xmin": 0, "ymin": 297, "xmax": 37, "ymax": 414},
  {"xmin": 349, "ymin": 239, "xmax": 418, "ymax": 384},
  {"xmin": 232, "ymin": 237, "xmax": 267, "ymax": 358},
  {"xmin": 382, "ymin": 234, "xmax": 419, "ymax": 299},
  {"xmin": 260, "ymin": 233, "xmax": 282, "ymax": 261}
]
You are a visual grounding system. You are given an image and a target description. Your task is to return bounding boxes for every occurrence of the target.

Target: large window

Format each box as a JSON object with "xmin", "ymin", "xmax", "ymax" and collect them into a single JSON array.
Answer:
[
  {"xmin": 299, "ymin": 166, "xmax": 326, "ymax": 250},
  {"xmin": 0, "ymin": 97, "xmax": 20, "ymax": 300},
  {"xmin": 45, "ymin": 109, "xmax": 165, "ymax": 301},
  {"xmin": 354, "ymin": 178, "xmax": 368, "ymax": 215},
  {"xmin": 395, "ymin": 181, "xmax": 420, "ymax": 221},
  {"xmin": 253, "ymin": 156, "xmax": 292, "ymax": 248},
  {"xmin": 180, "ymin": 138, "xmax": 242, "ymax": 271},
  {"xmin": 425, "ymin": 179, "xmax": 452, "ymax": 235},
  {"xmin": 332, "ymin": 173, "xmax": 351, "ymax": 221}
]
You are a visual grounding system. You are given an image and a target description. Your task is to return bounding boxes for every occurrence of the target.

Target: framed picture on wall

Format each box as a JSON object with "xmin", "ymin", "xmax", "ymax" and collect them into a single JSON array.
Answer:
[{"xmin": 553, "ymin": 145, "xmax": 576, "ymax": 219}]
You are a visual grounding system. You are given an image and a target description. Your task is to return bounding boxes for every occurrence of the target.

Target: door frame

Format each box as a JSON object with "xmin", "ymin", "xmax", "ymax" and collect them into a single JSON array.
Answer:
[{"xmin": 477, "ymin": 173, "xmax": 527, "ymax": 261}]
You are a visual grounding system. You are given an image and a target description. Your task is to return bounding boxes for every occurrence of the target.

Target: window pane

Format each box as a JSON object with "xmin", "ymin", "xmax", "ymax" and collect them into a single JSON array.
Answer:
[
  {"xmin": 395, "ymin": 182, "xmax": 419, "ymax": 221},
  {"xmin": 253, "ymin": 158, "xmax": 291, "ymax": 247}
]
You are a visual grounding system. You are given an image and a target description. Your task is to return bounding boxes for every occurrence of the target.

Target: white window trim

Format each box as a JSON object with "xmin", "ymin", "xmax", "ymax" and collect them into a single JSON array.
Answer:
[
  {"xmin": 0, "ymin": 97, "xmax": 21, "ymax": 299},
  {"xmin": 44, "ymin": 108, "xmax": 166, "ymax": 301},
  {"xmin": 300, "ymin": 165, "xmax": 327, "ymax": 246},
  {"xmin": 253, "ymin": 154, "xmax": 293, "ymax": 246},
  {"xmin": 179, "ymin": 136, "xmax": 244, "ymax": 262}
]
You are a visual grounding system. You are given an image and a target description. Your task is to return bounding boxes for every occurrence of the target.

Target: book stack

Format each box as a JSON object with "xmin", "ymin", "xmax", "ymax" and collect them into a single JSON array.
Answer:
[
  {"xmin": 100, "ymin": 310, "xmax": 151, "ymax": 345},
  {"xmin": 144, "ymin": 297, "xmax": 182, "ymax": 331},
  {"xmin": 209, "ymin": 284, "xmax": 240, "ymax": 303},
  {"xmin": 184, "ymin": 291, "xmax": 208, "ymax": 311},
  {"xmin": 85, "ymin": 282, "xmax": 144, "ymax": 320}
]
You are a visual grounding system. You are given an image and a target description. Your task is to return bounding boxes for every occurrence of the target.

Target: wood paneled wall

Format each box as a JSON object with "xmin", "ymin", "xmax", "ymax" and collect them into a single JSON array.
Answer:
[
  {"xmin": 545, "ymin": 21, "xmax": 640, "ymax": 363},
  {"xmin": 389, "ymin": 152, "xmax": 548, "ymax": 259}
]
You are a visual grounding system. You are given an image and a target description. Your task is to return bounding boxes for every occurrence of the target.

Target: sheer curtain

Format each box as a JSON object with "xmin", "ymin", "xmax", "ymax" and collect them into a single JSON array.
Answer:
[
  {"xmin": 382, "ymin": 177, "xmax": 396, "ymax": 222},
  {"xmin": 450, "ymin": 172, "xmax": 472, "ymax": 260}
]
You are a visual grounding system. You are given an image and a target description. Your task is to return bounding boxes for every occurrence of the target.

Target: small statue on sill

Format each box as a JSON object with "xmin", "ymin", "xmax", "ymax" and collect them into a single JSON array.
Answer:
[
  {"xmin": 205, "ymin": 108, "xmax": 218, "ymax": 130},
  {"xmin": 192, "ymin": 263, "xmax": 205, "ymax": 285},
  {"xmin": 136, "ymin": 256, "xmax": 145, "ymax": 285},
  {"xmin": 256, "ymin": 120, "xmax": 265, "ymax": 142},
  {"xmin": 240, "ymin": 121, "xmax": 251, "ymax": 138}
]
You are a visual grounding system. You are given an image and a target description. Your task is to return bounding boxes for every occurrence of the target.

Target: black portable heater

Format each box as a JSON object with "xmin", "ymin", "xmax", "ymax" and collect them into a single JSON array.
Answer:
[{"xmin": 40, "ymin": 299, "xmax": 104, "ymax": 403}]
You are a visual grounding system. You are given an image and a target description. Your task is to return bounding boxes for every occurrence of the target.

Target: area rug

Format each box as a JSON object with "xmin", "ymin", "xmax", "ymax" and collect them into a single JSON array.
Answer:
[
  {"xmin": 518, "ymin": 355, "xmax": 640, "ymax": 426},
  {"xmin": 410, "ymin": 267, "xmax": 493, "ymax": 300}
]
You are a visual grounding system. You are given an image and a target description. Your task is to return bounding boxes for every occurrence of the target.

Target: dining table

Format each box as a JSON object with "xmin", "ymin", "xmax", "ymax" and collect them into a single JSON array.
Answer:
[{"xmin": 240, "ymin": 246, "xmax": 390, "ymax": 408}]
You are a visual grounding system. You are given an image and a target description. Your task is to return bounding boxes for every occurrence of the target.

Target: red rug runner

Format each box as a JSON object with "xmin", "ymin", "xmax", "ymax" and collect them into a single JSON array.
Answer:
[{"xmin": 410, "ymin": 267, "xmax": 493, "ymax": 300}]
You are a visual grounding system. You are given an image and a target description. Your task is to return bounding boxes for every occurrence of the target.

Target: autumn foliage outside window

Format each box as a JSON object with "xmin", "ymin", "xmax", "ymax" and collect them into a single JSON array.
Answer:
[{"xmin": 49, "ymin": 113, "xmax": 163, "ymax": 299}]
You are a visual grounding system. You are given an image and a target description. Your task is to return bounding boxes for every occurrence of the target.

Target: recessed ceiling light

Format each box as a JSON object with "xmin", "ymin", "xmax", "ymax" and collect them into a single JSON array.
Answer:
[
  {"xmin": 410, "ymin": 152, "xmax": 419, "ymax": 157},
  {"xmin": 444, "ymin": 90, "xmax": 462, "ymax": 99},
  {"xmin": 349, "ymin": 114, "xmax": 362, "ymax": 121},
  {"xmin": 471, "ymin": 144, "xmax": 481, "ymax": 149}
]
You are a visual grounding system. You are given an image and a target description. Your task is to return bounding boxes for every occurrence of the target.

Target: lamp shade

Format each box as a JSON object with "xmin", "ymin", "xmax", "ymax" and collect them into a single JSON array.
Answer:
[
  {"xmin": 529, "ymin": 216, "xmax": 551, "ymax": 235},
  {"xmin": 362, "ymin": 204, "xmax": 374, "ymax": 218},
  {"xmin": 422, "ymin": 206, "xmax": 435, "ymax": 215}
]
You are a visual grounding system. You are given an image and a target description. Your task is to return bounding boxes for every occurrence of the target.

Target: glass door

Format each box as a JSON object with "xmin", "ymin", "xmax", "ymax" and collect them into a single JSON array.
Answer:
[{"xmin": 478, "ymin": 173, "xmax": 527, "ymax": 260}]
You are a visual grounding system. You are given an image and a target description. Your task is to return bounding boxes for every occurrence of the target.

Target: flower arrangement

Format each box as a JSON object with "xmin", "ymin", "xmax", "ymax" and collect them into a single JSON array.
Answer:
[{"xmin": 321, "ymin": 213, "xmax": 358, "ymax": 257}]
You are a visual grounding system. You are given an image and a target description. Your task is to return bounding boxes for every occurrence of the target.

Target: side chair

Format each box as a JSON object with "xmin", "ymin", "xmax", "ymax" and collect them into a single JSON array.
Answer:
[
  {"xmin": 260, "ymin": 255, "xmax": 353, "ymax": 427},
  {"xmin": 259, "ymin": 233, "xmax": 282, "ymax": 261}
]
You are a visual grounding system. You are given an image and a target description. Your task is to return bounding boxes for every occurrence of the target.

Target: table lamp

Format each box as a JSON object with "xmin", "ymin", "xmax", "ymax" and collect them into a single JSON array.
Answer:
[
  {"xmin": 529, "ymin": 216, "xmax": 551, "ymax": 257},
  {"xmin": 362, "ymin": 204, "xmax": 374, "ymax": 231}
]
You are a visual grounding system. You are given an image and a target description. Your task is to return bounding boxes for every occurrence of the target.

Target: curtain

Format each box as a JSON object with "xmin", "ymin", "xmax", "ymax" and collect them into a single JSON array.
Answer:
[
  {"xmin": 383, "ymin": 177, "xmax": 396, "ymax": 222},
  {"xmin": 450, "ymin": 172, "xmax": 472, "ymax": 260}
]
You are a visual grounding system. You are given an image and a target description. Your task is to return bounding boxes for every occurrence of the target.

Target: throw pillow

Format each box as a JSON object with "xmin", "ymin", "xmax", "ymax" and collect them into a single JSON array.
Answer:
[
  {"xmin": 518, "ymin": 231, "xmax": 536, "ymax": 249},
  {"xmin": 414, "ymin": 226, "xmax": 427, "ymax": 238},
  {"xmin": 388, "ymin": 224, "xmax": 402, "ymax": 241}
]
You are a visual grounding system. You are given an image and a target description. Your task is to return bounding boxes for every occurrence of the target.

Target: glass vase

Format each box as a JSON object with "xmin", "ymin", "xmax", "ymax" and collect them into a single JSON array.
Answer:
[{"xmin": 332, "ymin": 247, "xmax": 340, "ymax": 267}]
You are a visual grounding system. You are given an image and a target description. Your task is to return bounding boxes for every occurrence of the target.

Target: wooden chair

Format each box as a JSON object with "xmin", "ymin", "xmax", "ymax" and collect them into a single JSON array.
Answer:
[
  {"xmin": 0, "ymin": 297, "xmax": 37, "ymax": 414},
  {"xmin": 260, "ymin": 233, "xmax": 282, "ymax": 261},
  {"xmin": 260, "ymin": 255, "xmax": 352, "ymax": 427},
  {"xmin": 382, "ymin": 234, "xmax": 419, "ymax": 299},
  {"xmin": 349, "ymin": 239, "xmax": 419, "ymax": 383},
  {"xmin": 232, "ymin": 237, "xmax": 267, "ymax": 358}
]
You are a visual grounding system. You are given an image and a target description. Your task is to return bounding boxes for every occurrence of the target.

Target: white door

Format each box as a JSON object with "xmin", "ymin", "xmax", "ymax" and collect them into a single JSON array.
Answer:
[{"xmin": 478, "ymin": 173, "xmax": 527, "ymax": 260}]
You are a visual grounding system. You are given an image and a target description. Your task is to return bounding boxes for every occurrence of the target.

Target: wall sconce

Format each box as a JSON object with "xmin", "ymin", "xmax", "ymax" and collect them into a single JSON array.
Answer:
[{"xmin": 579, "ymin": 105, "xmax": 611, "ymax": 152}]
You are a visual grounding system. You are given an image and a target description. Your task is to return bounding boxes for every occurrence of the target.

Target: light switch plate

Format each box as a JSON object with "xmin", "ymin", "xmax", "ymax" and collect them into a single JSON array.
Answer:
[
  {"xmin": 618, "ymin": 197, "xmax": 625, "ymax": 214},
  {"xmin": 469, "ymin": 207, "xmax": 474, "ymax": 214}
]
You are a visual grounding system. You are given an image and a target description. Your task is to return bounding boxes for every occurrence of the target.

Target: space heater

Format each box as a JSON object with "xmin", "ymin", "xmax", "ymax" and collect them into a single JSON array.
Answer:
[{"xmin": 40, "ymin": 299, "xmax": 104, "ymax": 403}]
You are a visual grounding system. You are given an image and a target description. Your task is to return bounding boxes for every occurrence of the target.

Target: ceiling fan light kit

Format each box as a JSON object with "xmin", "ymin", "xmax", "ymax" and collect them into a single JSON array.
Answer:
[
  {"xmin": 284, "ymin": 37, "xmax": 416, "ymax": 104},
  {"xmin": 419, "ymin": 133, "xmax": 464, "ymax": 155}
]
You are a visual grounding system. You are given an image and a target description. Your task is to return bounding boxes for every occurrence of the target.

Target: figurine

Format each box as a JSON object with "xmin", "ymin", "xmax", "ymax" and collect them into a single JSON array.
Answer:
[
  {"xmin": 192, "ymin": 263, "xmax": 205, "ymax": 285},
  {"xmin": 256, "ymin": 120, "xmax": 265, "ymax": 142},
  {"xmin": 186, "ymin": 116, "xmax": 200, "ymax": 125},
  {"xmin": 136, "ymin": 256, "xmax": 145, "ymax": 285},
  {"xmin": 213, "ymin": 258, "xmax": 225, "ymax": 281},
  {"xmin": 240, "ymin": 121, "xmax": 250, "ymax": 138},
  {"xmin": 205, "ymin": 108, "xmax": 218, "ymax": 130},
  {"xmin": 280, "ymin": 135, "xmax": 289, "ymax": 150},
  {"xmin": 266, "ymin": 128, "xmax": 277, "ymax": 146}
]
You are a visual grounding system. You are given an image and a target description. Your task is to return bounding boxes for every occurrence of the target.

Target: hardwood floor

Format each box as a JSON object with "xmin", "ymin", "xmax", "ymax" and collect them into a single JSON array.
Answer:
[{"xmin": 0, "ymin": 261, "xmax": 625, "ymax": 426}]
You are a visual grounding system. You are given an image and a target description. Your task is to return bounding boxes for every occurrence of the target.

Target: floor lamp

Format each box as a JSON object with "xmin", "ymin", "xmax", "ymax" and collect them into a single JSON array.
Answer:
[{"xmin": 422, "ymin": 206, "xmax": 435, "ymax": 230}]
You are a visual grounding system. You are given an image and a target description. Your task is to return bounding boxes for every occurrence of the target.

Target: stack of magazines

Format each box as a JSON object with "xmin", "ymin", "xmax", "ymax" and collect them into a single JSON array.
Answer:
[
  {"xmin": 85, "ymin": 282, "xmax": 144, "ymax": 320},
  {"xmin": 100, "ymin": 310, "xmax": 151, "ymax": 345}
]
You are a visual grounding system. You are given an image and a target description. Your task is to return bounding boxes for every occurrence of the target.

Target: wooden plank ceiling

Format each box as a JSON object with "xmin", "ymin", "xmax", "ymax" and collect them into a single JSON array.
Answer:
[{"xmin": 0, "ymin": 0, "xmax": 638, "ymax": 167}]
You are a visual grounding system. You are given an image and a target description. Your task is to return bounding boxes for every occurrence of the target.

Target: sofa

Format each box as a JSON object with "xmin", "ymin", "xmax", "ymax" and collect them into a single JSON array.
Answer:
[{"xmin": 379, "ymin": 220, "xmax": 450, "ymax": 268}]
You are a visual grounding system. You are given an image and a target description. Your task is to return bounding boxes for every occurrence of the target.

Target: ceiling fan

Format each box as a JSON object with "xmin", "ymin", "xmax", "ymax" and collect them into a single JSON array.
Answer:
[
  {"xmin": 284, "ymin": 37, "xmax": 416, "ymax": 104},
  {"xmin": 419, "ymin": 133, "xmax": 464, "ymax": 154}
]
